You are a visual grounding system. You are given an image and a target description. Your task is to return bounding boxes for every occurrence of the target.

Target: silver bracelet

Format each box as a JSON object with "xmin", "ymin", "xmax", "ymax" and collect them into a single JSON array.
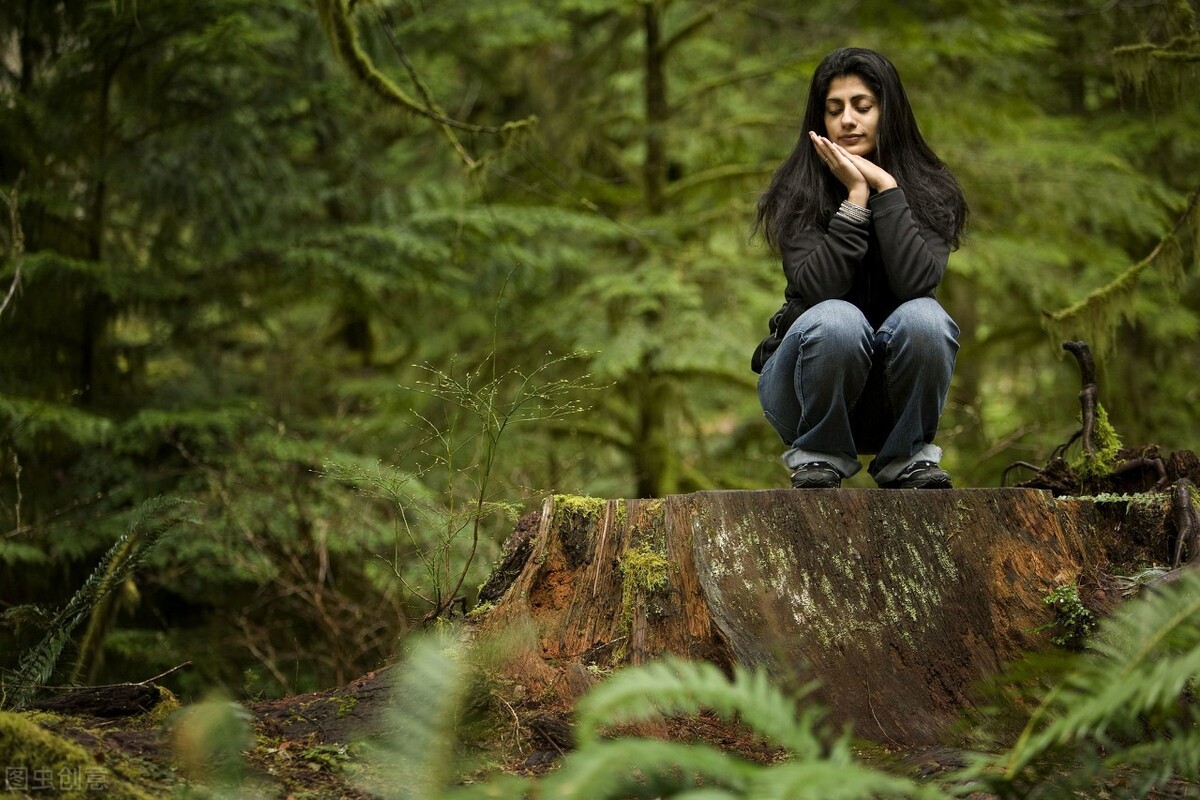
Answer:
[{"xmin": 837, "ymin": 200, "xmax": 871, "ymax": 224}]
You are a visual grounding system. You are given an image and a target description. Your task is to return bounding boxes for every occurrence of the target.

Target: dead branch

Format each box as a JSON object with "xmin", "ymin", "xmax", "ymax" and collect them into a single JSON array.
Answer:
[
  {"xmin": 1112, "ymin": 454, "xmax": 1169, "ymax": 490},
  {"xmin": 0, "ymin": 185, "xmax": 24, "ymax": 319},
  {"xmin": 1171, "ymin": 479, "xmax": 1200, "ymax": 568},
  {"xmin": 1063, "ymin": 341, "xmax": 1098, "ymax": 459}
]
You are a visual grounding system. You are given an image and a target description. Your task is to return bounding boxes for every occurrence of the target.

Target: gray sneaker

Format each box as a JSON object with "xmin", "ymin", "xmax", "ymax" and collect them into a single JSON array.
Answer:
[
  {"xmin": 879, "ymin": 460, "xmax": 953, "ymax": 489},
  {"xmin": 790, "ymin": 462, "xmax": 842, "ymax": 489}
]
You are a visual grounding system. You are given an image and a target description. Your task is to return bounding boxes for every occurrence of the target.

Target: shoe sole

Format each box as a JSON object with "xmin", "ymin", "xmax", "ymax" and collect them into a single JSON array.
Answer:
[{"xmin": 886, "ymin": 478, "xmax": 953, "ymax": 489}]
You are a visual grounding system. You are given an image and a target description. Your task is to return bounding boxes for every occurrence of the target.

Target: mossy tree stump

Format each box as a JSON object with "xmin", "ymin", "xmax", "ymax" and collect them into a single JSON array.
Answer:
[{"xmin": 476, "ymin": 489, "xmax": 1123, "ymax": 745}]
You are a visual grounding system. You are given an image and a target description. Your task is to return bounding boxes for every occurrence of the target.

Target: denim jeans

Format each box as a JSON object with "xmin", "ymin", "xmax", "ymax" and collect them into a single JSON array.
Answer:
[{"xmin": 756, "ymin": 298, "xmax": 959, "ymax": 485}]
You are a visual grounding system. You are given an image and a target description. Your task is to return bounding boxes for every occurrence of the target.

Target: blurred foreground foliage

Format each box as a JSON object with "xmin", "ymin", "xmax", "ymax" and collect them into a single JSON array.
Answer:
[{"xmin": 167, "ymin": 569, "xmax": 1200, "ymax": 798}]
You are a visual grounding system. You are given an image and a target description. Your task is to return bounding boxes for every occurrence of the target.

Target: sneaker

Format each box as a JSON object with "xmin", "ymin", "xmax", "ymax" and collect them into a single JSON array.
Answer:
[
  {"xmin": 790, "ymin": 462, "xmax": 842, "ymax": 489},
  {"xmin": 879, "ymin": 461, "xmax": 953, "ymax": 489}
]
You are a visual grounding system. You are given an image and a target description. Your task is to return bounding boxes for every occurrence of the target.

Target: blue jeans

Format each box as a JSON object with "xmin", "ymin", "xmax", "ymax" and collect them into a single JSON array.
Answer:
[{"xmin": 756, "ymin": 298, "xmax": 959, "ymax": 485}]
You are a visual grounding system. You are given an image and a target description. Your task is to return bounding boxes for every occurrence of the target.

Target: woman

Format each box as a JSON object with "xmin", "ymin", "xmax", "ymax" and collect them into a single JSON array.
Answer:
[{"xmin": 751, "ymin": 48, "xmax": 967, "ymax": 489}]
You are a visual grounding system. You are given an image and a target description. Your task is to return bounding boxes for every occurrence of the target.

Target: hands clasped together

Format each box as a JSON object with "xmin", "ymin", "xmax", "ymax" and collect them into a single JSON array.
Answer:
[{"xmin": 808, "ymin": 131, "xmax": 897, "ymax": 208}]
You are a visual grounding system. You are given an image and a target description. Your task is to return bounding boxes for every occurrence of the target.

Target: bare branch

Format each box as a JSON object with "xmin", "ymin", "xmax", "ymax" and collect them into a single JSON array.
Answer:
[
  {"xmin": 315, "ymin": 0, "xmax": 535, "ymax": 168},
  {"xmin": 0, "ymin": 185, "xmax": 24, "ymax": 319}
]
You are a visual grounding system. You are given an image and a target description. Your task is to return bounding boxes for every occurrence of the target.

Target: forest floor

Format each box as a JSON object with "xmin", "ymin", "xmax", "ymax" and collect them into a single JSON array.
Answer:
[
  {"xmin": 5, "ymin": 449, "xmax": 1200, "ymax": 798},
  {"xmin": 2, "ymin": 672, "xmax": 965, "ymax": 799}
]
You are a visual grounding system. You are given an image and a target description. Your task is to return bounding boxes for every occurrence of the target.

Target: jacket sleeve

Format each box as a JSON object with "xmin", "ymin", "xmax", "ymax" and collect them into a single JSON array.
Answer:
[
  {"xmin": 868, "ymin": 187, "xmax": 950, "ymax": 298},
  {"xmin": 779, "ymin": 214, "xmax": 870, "ymax": 304}
]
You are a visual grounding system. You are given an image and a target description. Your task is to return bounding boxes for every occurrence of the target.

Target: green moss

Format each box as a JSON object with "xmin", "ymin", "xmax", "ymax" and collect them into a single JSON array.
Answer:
[
  {"xmin": 0, "ymin": 711, "xmax": 154, "ymax": 799},
  {"xmin": 134, "ymin": 686, "xmax": 181, "ymax": 730},
  {"xmin": 609, "ymin": 544, "xmax": 671, "ymax": 662},
  {"xmin": 1072, "ymin": 403, "xmax": 1124, "ymax": 479},
  {"xmin": 333, "ymin": 694, "xmax": 358, "ymax": 718},
  {"xmin": 619, "ymin": 545, "xmax": 669, "ymax": 624},
  {"xmin": 621, "ymin": 546, "xmax": 669, "ymax": 598},
  {"xmin": 552, "ymin": 494, "xmax": 607, "ymax": 568},
  {"xmin": 640, "ymin": 498, "xmax": 665, "ymax": 517},
  {"xmin": 467, "ymin": 600, "xmax": 496, "ymax": 619},
  {"xmin": 614, "ymin": 499, "xmax": 628, "ymax": 531},
  {"xmin": 551, "ymin": 494, "xmax": 605, "ymax": 522}
]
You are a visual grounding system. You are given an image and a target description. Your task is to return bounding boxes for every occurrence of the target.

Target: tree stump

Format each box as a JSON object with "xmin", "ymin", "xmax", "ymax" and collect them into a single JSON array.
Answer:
[{"xmin": 476, "ymin": 489, "xmax": 1117, "ymax": 745}]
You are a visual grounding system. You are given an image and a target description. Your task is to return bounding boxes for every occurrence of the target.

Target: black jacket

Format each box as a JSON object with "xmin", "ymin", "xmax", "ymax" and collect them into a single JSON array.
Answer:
[{"xmin": 750, "ymin": 187, "xmax": 950, "ymax": 374}]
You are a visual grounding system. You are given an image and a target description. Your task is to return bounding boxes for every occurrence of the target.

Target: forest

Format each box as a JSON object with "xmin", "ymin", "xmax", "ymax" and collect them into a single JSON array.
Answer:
[{"xmin": 2, "ymin": 0, "xmax": 1200, "ymax": 797}]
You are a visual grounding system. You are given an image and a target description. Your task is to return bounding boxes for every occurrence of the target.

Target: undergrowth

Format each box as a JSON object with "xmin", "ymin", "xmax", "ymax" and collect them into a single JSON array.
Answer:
[
  {"xmin": 0, "ymin": 496, "xmax": 192, "ymax": 710},
  {"xmin": 358, "ymin": 569, "xmax": 1200, "ymax": 799}
]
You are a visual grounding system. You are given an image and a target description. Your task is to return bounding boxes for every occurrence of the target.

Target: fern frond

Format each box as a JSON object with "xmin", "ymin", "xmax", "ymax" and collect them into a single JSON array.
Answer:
[
  {"xmin": 2, "ymin": 496, "xmax": 190, "ymax": 710},
  {"xmin": 1109, "ymin": 724, "xmax": 1200, "ymax": 794},
  {"xmin": 574, "ymin": 657, "xmax": 825, "ymax": 757},
  {"xmin": 357, "ymin": 632, "xmax": 472, "ymax": 800},
  {"xmin": 541, "ymin": 737, "xmax": 757, "ymax": 799},
  {"xmin": 999, "ymin": 569, "xmax": 1200, "ymax": 781},
  {"xmin": 744, "ymin": 760, "xmax": 949, "ymax": 800}
]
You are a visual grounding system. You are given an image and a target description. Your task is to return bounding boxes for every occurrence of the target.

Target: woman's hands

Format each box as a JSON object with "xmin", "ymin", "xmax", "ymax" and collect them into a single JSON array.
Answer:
[{"xmin": 808, "ymin": 132, "xmax": 897, "ymax": 206}]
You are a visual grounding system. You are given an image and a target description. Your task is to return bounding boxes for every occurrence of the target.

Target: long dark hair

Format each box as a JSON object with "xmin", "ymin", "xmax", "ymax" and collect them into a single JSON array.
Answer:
[{"xmin": 754, "ymin": 48, "xmax": 967, "ymax": 250}]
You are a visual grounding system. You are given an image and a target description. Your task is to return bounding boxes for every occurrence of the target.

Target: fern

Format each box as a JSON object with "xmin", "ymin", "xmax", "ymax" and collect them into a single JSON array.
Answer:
[
  {"xmin": 1112, "ymin": 725, "xmax": 1200, "ymax": 795},
  {"xmin": 357, "ymin": 632, "xmax": 476, "ymax": 800},
  {"xmin": 541, "ymin": 738, "xmax": 757, "ymax": 799},
  {"xmin": 565, "ymin": 657, "xmax": 948, "ymax": 800},
  {"xmin": 966, "ymin": 569, "xmax": 1200, "ymax": 795},
  {"xmin": 363, "ymin": 637, "xmax": 949, "ymax": 800},
  {"xmin": 0, "ymin": 495, "xmax": 191, "ymax": 710},
  {"xmin": 744, "ymin": 761, "xmax": 946, "ymax": 800},
  {"xmin": 575, "ymin": 657, "xmax": 824, "ymax": 757}
]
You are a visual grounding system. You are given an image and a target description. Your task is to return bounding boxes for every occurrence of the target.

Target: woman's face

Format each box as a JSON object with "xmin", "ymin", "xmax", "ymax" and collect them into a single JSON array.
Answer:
[{"xmin": 822, "ymin": 74, "xmax": 879, "ymax": 158}]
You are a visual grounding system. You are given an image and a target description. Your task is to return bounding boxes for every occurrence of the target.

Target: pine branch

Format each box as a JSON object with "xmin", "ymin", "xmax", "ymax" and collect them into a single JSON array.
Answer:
[
  {"xmin": 661, "ymin": 4, "xmax": 719, "ymax": 56},
  {"xmin": 378, "ymin": 9, "xmax": 478, "ymax": 169},
  {"xmin": 662, "ymin": 162, "xmax": 778, "ymax": 201}
]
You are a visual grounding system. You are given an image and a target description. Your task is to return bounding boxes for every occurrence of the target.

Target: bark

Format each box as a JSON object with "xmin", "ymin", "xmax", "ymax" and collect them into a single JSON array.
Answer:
[
  {"xmin": 476, "ymin": 489, "xmax": 1119, "ymax": 745},
  {"xmin": 27, "ymin": 684, "xmax": 163, "ymax": 719}
]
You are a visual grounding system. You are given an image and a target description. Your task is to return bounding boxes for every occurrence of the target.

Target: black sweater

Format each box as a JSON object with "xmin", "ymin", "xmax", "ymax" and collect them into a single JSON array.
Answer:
[{"xmin": 750, "ymin": 187, "xmax": 950, "ymax": 374}]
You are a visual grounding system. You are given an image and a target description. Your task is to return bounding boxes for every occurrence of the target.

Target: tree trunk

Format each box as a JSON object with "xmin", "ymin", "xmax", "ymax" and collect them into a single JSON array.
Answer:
[
  {"xmin": 627, "ymin": 0, "xmax": 673, "ymax": 499},
  {"xmin": 476, "ymin": 489, "xmax": 1122, "ymax": 745}
]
